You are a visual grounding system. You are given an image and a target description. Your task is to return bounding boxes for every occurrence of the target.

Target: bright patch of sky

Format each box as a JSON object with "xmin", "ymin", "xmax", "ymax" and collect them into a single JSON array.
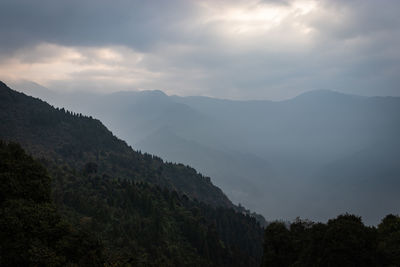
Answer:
[{"xmin": 0, "ymin": 0, "xmax": 399, "ymax": 99}]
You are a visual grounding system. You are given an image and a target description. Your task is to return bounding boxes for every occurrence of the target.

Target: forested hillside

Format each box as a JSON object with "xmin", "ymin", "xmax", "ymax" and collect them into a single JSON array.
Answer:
[
  {"xmin": 0, "ymin": 81, "xmax": 232, "ymax": 208},
  {"xmin": 0, "ymin": 141, "xmax": 104, "ymax": 266},
  {"xmin": 51, "ymin": 161, "xmax": 263, "ymax": 266},
  {"xmin": 0, "ymin": 81, "xmax": 264, "ymax": 266}
]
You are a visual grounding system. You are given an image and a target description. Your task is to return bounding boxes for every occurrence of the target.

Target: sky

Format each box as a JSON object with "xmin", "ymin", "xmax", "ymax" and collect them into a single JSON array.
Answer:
[{"xmin": 0, "ymin": 0, "xmax": 399, "ymax": 100}]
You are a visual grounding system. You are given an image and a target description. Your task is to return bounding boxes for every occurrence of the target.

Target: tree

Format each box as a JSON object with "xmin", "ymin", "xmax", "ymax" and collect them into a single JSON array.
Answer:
[
  {"xmin": 262, "ymin": 222, "xmax": 294, "ymax": 267},
  {"xmin": 320, "ymin": 214, "xmax": 377, "ymax": 267},
  {"xmin": 378, "ymin": 214, "xmax": 400, "ymax": 266}
]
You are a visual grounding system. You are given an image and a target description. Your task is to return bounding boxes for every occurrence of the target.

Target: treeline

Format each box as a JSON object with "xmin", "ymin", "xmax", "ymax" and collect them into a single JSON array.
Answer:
[{"xmin": 262, "ymin": 214, "xmax": 400, "ymax": 267}]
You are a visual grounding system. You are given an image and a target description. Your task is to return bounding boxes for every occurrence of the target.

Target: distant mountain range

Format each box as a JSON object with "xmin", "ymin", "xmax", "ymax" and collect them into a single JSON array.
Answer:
[
  {"xmin": 10, "ymin": 80, "xmax": 400, "ymax": 224},
  {"xmin": 0, "ymin": 81, "xmax": 265, "ymax": 266}
]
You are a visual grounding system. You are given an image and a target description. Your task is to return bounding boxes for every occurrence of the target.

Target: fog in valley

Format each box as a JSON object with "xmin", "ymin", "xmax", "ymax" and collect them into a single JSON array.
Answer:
[
  {"xmin": 12, "ymin": 81, "xmax": 400, "ymax": 225},
  {"xmin": 3, "ymin": 0, "xmax": 400, "ymax": 225},
  {"xmin": 2, "ymin": 1, "xmax": 400, "ymax": 265}
]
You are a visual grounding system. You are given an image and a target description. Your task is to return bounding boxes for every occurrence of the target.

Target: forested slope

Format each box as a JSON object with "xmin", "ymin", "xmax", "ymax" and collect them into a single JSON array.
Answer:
[
  {"xmin": 0, "ymin": 81, "xmax": 264, "ymax": 266},
  {"xmin": 0, "ymin": 81, "xmax": 231, "ymax": 208},
  {"xmin": 0, "ymin": 141, "xmax": 104, "ymax": 266}
]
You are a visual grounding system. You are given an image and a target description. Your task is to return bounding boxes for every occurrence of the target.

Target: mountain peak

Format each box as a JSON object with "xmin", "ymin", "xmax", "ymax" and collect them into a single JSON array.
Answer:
[
  {"xmin": 292, "ymin": 90, "xmax": 364, "ymax": 102},
  {"xmin": 297, "ymin": 89, "xmax": 345, "ymax": 97},
  {"xmin": 110, "ymin": 89, "xmax": 167, "ymax": 98},
  {"xmin": 140, "ymin": 89, "xmax": 167, "ymax": 97}
]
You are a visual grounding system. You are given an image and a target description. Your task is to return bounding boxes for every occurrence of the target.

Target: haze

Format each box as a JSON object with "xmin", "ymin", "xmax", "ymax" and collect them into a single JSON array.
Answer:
[{"xmin": 1, "ymin": 0, "xmax": 400, "ymax": 225}]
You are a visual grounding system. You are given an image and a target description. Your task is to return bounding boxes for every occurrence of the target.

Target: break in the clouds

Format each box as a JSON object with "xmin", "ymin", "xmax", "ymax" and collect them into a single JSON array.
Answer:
[{"xmin": 0, "ymin": 0, "xmax": 399, "ymax": 99}]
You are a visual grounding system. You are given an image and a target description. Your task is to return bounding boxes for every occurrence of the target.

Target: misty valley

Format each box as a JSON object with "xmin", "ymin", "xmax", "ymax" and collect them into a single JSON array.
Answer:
[
  {"xmin": 18, "ymin": 80, "xmax": 400, "ymax": 225},
  {"xmin": 1, "ymin": 0, "xmax": 400, "ymax": 265},
  {"xmin": 1, "ymin": 81, "xmax": 399, "ymax": 266}
]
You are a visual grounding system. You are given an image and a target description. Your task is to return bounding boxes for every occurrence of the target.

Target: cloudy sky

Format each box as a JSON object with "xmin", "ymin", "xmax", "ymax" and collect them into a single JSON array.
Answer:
[{"xmin": 0, "ymin": 0, "xmax": 399, "ymax": 100}]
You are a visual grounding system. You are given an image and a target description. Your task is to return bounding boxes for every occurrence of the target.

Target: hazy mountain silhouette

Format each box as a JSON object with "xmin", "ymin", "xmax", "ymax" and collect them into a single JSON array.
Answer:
[{"xmin": 12, "ymin": 81, "xmax": 400, "ymax": 224}]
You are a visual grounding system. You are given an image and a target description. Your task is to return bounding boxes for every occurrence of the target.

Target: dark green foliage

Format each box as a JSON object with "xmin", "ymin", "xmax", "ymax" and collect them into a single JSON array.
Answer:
[
  {"xmin": 321, "ymin": 214, "xmax": 377, "ymax": 266},
  {"xmin": 262, "ymin": 222, "xmax": 294, "ymax": 267},
  {"xmin": 0, "ymin": 141, "xmax": 50, "ymax": 203},
  {"xmin": 83, "ymin": 161, "xmax": 98, "ymax": 175},
  {"xmin": 0, "ymin": 141, "xmax": 103, "ymax": 266},
  {"xmin": 0, "ymin": 140, "xmax": 263, "ymax": 266},
  {"xmin": 378, "ymin": 214, "xmax": 400, "ymax": 265},
  {"xmin": 262, "ymin": 214, "xmax": 400, "ymax": 267},
  {"xmin": 49, "ymin": 161, "xmax": 263, "ymax": 266}
]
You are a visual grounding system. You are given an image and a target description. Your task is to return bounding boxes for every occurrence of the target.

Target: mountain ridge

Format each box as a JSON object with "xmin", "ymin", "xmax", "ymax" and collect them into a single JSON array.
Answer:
[
  {"xmin": 0, "ymin": 81, "xmax": 234, "ymax": 209},
  {"xmin": 0, "ymin": 80, "xmax": 267, "ymax": 265},
  {"xmin": 6, "ymin": 80, "xmax": 400, "ymax": 224}
]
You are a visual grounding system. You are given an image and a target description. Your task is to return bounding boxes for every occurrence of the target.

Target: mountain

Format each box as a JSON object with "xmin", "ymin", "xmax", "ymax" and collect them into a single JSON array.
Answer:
[
  {"xmin": 136, "ymin": 128, "xmax": 273, "ymax": 207},
  {"xmin": 19, "ymin": 87, "xmax": 274, "ymax": 211},
  {"xmin": 10, "ymin": 81, "xmax": 400, "ymax": 224},
  {"xmin": 0, "ymin": 81, "xmax": 265, "ymax": 266},
  {"xmin": 0, "ymin": 81, "xmax": 232, "ymax": 208},
  {"xmin": 171, "ymin": 90, "xmax": 400, "ymax": 224},
  {"xmin": 312, "ymin": 139, "xmax": 400, "ymax": 221}
]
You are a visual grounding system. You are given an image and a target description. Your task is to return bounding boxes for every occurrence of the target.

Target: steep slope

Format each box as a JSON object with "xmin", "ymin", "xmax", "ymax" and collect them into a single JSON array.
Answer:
[
  {"xmin": 11, "ymin": 81, "xmax": 400, "ymax": 224},
  {"xmin": 0, "ymin": 81, "xmax": 265, "ymax": 266},
  {"xmin": 13, "ymin": 85, "xmax": 273, "ymax": 214},
  {"xmin": 19, "ymin": 86, "xmax": 274, "ymax": 211},
  {"xmin": 0, "ymin": 81, "xmax": 232, "ymax": 208},
  {"xmin": 136, "ymin": 128, "xmax": 273, "ymax": 208}
]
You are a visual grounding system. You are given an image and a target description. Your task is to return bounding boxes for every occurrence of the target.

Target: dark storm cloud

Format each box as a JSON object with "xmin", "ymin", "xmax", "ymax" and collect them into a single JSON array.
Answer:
[
  {"xmin": 0, "ymin": 0, "xmax": 197, "ymax": 52},
  {"xmin": 0, "ymin": 0, "xmax": 399, "ymax": 99}
]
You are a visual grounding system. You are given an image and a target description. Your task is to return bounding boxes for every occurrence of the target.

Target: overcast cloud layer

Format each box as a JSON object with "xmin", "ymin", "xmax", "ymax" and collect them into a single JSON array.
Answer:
[{"xmin": 0, "ymin": 0, "xmax": 399, "ymax": 99}]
